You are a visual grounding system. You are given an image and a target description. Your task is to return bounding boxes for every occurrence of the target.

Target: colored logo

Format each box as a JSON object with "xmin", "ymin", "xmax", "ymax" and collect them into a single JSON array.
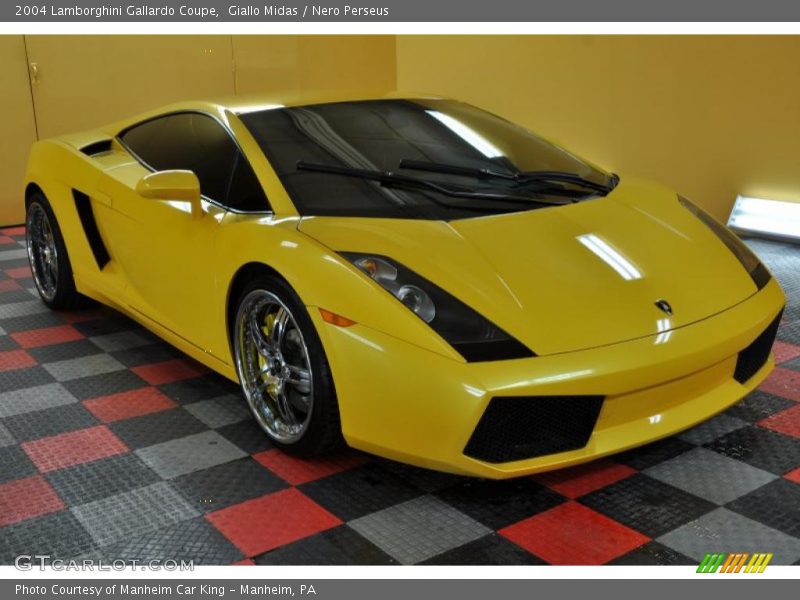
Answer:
[
  {"xmin": 655, "ymin": 299, "xmax": 673, "ymax": 316},
  {"xmin": 697, "ymin": 552, "xmax": 773, "ymax": 573}
]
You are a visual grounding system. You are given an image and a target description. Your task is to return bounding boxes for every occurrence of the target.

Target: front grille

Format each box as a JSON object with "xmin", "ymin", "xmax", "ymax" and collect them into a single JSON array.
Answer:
[
  {"xmin": 734, "ymin": 309, "xmax": 783, "ymax": 384},
  {"xmin": 464, "ymin": 395, "xmax": 604, "ymax": 464}
]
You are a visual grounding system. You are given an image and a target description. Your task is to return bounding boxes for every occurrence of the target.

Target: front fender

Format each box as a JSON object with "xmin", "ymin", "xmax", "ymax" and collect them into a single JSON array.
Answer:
[{"xmin": 209, "ymin": 212, "xmax": 464, "ymax": 366}]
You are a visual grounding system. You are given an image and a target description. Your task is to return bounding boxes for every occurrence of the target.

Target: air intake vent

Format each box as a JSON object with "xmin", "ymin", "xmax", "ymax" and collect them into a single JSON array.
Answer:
[
  {"xmin": 734, "ymin": 309, "xmax": 783, "ymax": 384},
  {"xmin": 80, "ymin": 139, "xmax": 113, "ymax": 156},
  {"xmin": 72, "ymin": 190, "xmax": 110, "ymax": 270},
  {"xmin": 464, "ymin": 395, "xmax": 604, "ymax": 463}
]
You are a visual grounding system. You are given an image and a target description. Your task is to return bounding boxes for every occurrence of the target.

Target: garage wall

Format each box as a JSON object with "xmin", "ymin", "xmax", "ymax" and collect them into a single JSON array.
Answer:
[
  {"xmin": 233, "ymin": 35, "xmax": 397, "ymax": 95},
  {"xmin": 396, "ymin": 35, "xmax": 800, "ymax": 220},
  {"xmin": 0, "ymin": 35, "xmax": 396, "ymax": 226},
  {"xmin": 0, "ymin": 37, "xmax": 38, "ymax": 226}
]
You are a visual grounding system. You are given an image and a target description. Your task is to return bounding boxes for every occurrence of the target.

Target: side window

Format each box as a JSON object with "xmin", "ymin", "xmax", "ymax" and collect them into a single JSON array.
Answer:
[{"xmin": 120, "ymin": 113, "xmax": 268, "ymax": 211}]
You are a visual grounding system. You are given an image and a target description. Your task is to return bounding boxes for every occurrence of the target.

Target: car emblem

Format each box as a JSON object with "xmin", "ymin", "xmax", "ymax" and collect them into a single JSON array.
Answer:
[{"xmin": 655, "ymin": 299, "xmax": 673, "ymax": 316}]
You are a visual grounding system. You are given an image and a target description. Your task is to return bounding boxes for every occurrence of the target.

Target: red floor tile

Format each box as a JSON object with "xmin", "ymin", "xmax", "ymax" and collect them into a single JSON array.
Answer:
[
  {"xmin": 0, "ymin": 475, "xmax": 65, "ymax": 527},
  {"xmin": 774, "ymin": 341, "xmax": 800, "ymax": 365},
  {"xmin": 3, "ymin": 226, "xmax": 26, "ymax": 236},
  {"xmin": 83, "ymin": 387, "xmax": 177, "ymax": 423},
  {"xmin": 784, "ymin": 467, "xmax": 800, "ymax": 484},
  {"xmin": 759, "ymin": 367, "xmax": 800, "ymax": 403},
  {"xmin": 758, "ymin": 403, "xmax": 800, "ymax": 439},
  {"xmin": 253, "ymin": 448, "xmax": 367, "ymax": 485},
  {"xmin": 534, "ymin": 458, "xmax": 637, "ymax": 499},
  {"xmin": 0, "ymin": 235, "xmax": 14, "ymax": 245},
  {"xmin": 55, "ymin": 309, "xmax": 108, "ymax": 324},
  {"xmin": 206, "ymin": 488, "xmax": 341, "ymax": 557},
  {"xmin": 499, "ymin": 501, "xmax": 650, "ymax": 565},
  {"xmin": 21, "ymin": 425, "xmax": 129, "ymax": 473},
  {"xmin": 132, "ymin": 359, "xmax": 205, "ymax": 385},
  {"xmin": 0, "ymin": 349, "xmax": 37, "ymax": 372},
  {"xmin": 11, "ymin": 325, "xmax": 84, "ymax": 349},
  {"xmin": 6, "ymin": 266, "xmax": 32, "ymax": 279},
  {"xmin": 0, "ymin": 279, "xmax": 21, "ymax": 292}
]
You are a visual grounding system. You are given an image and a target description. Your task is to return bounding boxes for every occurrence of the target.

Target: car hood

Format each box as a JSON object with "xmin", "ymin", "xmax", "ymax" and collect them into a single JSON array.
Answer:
[{"xmin": 297, "ymin": 177, "xmax": 758, "ymax": 355}]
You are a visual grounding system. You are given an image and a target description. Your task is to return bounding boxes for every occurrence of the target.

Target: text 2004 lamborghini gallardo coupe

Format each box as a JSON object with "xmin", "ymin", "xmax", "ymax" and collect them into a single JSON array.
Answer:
[{"xmin": 23, "ymin": 93, "xmax": 785, "ymax": 478}]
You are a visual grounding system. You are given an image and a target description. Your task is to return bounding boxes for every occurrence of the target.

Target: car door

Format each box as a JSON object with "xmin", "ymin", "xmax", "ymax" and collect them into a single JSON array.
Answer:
[{"xmin": 97, "ymin": 111, "xmax": 268, "ymax": 353}]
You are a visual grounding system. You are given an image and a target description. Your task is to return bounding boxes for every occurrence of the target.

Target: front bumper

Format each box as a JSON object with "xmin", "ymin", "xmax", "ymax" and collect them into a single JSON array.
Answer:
[{"xmin": 311, "ymin": 278, "xmax": 785, "ymax": 479}]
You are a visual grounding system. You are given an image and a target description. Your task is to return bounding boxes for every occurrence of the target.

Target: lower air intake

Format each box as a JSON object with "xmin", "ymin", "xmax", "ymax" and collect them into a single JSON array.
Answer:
[
  {"xmin": 464, "ymin": 395, "xmax": 604, "ymax": 464},
  {"xmin": 734, "ymin": 309, "xmax": 783, "ymax": 384}
]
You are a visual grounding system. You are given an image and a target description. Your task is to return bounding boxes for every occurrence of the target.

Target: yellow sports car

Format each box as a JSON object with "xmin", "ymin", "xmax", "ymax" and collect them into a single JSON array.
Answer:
[{"xmin": 23, "ymin": 93, "xmax": 785, "ymax": 478}]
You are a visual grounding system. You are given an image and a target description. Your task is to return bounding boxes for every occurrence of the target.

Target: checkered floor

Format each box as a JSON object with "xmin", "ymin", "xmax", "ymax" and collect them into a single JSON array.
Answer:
[{"xmin": 1, "ymin": 226, "xmax": 799, "ymax": 566}]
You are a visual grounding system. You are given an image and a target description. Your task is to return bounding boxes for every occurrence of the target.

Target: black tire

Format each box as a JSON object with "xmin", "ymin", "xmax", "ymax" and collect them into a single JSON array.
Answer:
[
  {"xmin": 233, "ymin": 274, "xmax": 344, "ymax": 457},
  {"xmin": 25, "ymin": 193, "xmax": 92, "ymax": 310}
]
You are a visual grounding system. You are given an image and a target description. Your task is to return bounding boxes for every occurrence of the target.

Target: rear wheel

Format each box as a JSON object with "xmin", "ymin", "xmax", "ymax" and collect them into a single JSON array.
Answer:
[
  {"xmin": 233, "ymin": 275, "xmax": 343, "ymax": 456},
  {"xmin": 25, "ymin": 194, "xmax": 89, "ymax": 309}
]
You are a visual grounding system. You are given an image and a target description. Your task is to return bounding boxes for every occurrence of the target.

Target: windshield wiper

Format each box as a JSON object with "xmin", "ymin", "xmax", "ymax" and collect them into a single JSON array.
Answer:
[
  {"xmin": 296, "ymin": 161, "xmax": 572, "ymax": 207},
  {"xmin": 398, "ymin": 159, "xmax": 614, "ymax": 195}
]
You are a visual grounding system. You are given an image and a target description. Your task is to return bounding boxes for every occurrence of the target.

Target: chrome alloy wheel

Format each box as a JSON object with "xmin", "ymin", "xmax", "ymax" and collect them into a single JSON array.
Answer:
[
  {"xmin": 234, "ymin": 290, "xmax": 314, "ymax": 443},
  {"xmin": 26, "ymin": 203, "xmax": 58, "ymax": 302}
]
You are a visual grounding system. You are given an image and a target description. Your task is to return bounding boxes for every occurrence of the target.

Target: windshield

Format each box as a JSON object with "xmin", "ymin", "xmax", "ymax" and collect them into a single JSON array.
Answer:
[{"xmin": 239, "ymin": 99, "xmax": 614, "ymax": 220}]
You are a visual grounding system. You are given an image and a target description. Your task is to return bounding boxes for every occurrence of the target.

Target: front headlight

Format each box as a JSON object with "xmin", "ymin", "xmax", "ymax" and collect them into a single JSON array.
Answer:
[
  {"xmin": 342, "ymin": 252, "xmax": 535, "ymax": 362},
  {"xmin": 678, "ymin": 195, "xmax": 771, "ymax": 290}
]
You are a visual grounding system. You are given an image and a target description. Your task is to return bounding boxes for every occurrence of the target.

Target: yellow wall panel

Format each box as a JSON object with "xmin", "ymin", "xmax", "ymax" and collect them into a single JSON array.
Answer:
[
  {"xmin": 233, "ymin": 35, "xmax": 396, "ymax": 95},
  {"xmin": 0, "ymin": 36, "xmax": 38, "ymax": 225},
  {"xmin": 25, "ymin": 35, "xmax": 236, "ymax": 139},
  {"xmin": 396, "ymin": 35, "xmax": 800, "ymax": 219}
]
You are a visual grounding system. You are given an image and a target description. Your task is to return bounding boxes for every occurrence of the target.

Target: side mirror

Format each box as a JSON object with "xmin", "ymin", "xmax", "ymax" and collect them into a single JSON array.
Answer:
[{"xmin": 135, "ymin": 170, "xmax": 202, "ymax": 217}]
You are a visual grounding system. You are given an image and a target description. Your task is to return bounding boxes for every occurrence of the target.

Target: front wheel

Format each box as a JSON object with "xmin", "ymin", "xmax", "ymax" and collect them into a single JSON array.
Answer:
[{"xmin": 232, "ymin": 276, "xmax": 343, "ymax": 457}]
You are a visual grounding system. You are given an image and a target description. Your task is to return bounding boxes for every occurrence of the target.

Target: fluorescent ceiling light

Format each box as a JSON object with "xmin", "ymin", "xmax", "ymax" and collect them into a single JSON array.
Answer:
[
  {"xmin": 426, "ymin": 110, "xmax": 503, "ymax": 158},
  {"xmin": 728, "ymin": 195, "xmax": 800, "ymax": 242},
  {"xmin": 577, "ymin": 234, "xmax": 642, "ymax": 281}
]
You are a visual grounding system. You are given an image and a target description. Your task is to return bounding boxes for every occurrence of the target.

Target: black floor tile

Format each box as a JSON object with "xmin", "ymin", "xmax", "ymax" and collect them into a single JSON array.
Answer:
[
  {"xmin": 609, "ymin": 541, "xmax": 695, "ymax": 566},
  {"xmin": 422, "ymin": 534, "xmax": 547, "ymax": 565},
  {"xmin": 172, "ymin": 457, "xmax": 286, "ymax": 513},
  {"xmin": 434, "ymin": 476, "xmax": 565, "ymax": 530},
  {"xmin": 0, "ymin": 511, "xmax": 95, "ymax": 563},
  {"xmin": 706, "ymin": 425, "xmax": 800, "ymax": 475},
  {"xmin": 109, "ymin": 408, "xmax": 209, "ymax": 449},
  {"xmin": 72, "ymin": 315, "xmax": 141, "ymax": 338},
  {"xmin": 0, "ymin": 445, "xmax": 37, "ymax": 484},
  {"xmin": 727, "ymin": 390, "xmax": 796, "ymax": 423},
  {"xmin": 0, "ymin": 366, "xmax": 55, "ymax": 393},
  {"xmin": 216, "ymin": 419, "xmax": 272, "ymax": 455},
  {"xmin": 86, "ymin": 516, "xmax": 244, "ymax": 565},
  {"xmin": 299, "ymin": 463, "xmax": 424, "ymax": 521},
  {"xmin": 62, "ymin": 370, "xmax": 149, "ymax": 401},
  {"xmin": 615, "ymin": 437, "xmax": 696, "ymax": 470},
  {"xmin": 159, "ymin": 374, "xmax": 240, "ymax": 405},
  {"xmin": 0, "ymin": 334, "xmax": 20, "ymax": 351},
  {"xmin": 110, "ymin": 343, "xmax": 184, "ymax": 368},
  {"xmin": 3, "ymin": 402, "xmax": 98, "ymax": 442},
  {"xmin": 46, "ymin": 453, "xmax": 161, "ymax": 506},
  {"xmin": 27, "ymin": 339, "xmax": 103, "ymax": 365},
  {"xmin": 579, "ymin": 473, "xmax": 716, "ymax": 538},
  {"xmin": 727, "ymin": 478, "xmax": 800, "ymax": 537},
  {"xmin": 0, "ymin": 312, "xmax": 67, "ymax": 333},
  {"xmin": 254, "ymin": 525, "xmax": 396, "ymax": 565}
]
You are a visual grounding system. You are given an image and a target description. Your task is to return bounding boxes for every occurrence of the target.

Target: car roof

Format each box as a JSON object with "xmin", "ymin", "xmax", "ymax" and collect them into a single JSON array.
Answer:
[
  {"xmin": 98, "ymin": 90, "xmax": 445, "ymax": 136},
  {"xmin": 213, "ymin": 90, "xmax": 444, "ymax": 114}
]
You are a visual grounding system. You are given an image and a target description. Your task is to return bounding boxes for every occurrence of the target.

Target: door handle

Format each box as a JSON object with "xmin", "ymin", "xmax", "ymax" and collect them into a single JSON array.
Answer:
[{"xmin": 29, "ymin": 62, "xmax": 39, "ymax": 84}]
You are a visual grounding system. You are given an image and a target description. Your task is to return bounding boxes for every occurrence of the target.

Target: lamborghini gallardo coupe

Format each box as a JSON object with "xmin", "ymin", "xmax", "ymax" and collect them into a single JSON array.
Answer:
[{"xmin": 23, "ymin": 94, "xmax": 785, "ymax": 478}]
